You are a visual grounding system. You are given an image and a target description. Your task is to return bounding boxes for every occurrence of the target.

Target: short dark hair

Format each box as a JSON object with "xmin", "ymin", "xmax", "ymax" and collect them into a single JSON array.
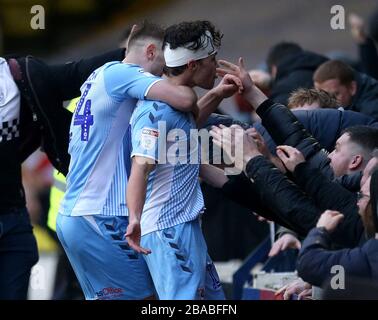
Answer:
[
  {"xmin": 342, "ymin": 126, "xmax": 378, "ymax": 159},
  {"xmin": 266, "ymin": 42, "xmax": 303, "ymax": 72},
  {"xmin": 313, "ymin": 60, "xmax": 355, "ymax": 85},
  {"xmin": 127, "ymin": 21, "xmax": 165, "ymax": 50},
  {"xmin": 163, "ymin": 20, "xmax": 222, "ymax": 76}
]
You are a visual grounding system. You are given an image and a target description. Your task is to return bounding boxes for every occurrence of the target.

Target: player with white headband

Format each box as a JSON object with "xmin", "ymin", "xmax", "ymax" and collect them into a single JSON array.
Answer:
[
  {"xmin": 164, "ymin": 30, "xmax": 217, "ymax": 68},
  {"xmin": 126, "ymin": 20, "xmax": 243, "ymax": 299}
]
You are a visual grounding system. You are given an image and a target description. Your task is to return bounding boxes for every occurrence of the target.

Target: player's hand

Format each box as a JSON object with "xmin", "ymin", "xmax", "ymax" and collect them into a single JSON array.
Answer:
[
  {"xmin": 125, "ymin": 221, "xmax": 151, "ymax": 255},
  {"xmin": 214, "ymin": 74, "xmax": 244, "ymax": 98}
]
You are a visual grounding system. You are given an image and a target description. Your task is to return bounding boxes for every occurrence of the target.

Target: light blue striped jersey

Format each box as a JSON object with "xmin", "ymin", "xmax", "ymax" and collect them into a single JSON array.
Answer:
[
  {"xmin": 59, "ymin": 62, "xmax": 162, "ymax": 217},
  {"xmin": 130, "ymin": 100, "xmax": 204, "ymax": 236}
]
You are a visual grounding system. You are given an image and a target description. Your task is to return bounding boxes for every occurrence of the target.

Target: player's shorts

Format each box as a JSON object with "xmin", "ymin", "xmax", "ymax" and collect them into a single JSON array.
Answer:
[
  {"xmin": 141, "ymin": 218, "xmax": 225, "ymax": 300},
  {"xmin": 56, "ymin": 214, "xmax": 155, "ymax": 300}
]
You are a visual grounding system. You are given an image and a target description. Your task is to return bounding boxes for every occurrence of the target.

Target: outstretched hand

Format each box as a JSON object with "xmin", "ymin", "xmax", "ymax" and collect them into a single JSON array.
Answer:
[
  {"xmin": 276, "ymin": 279, "xmax": 312, "ymax": 300},
  {"xmin": 209, "ymin": 124, "xmax": 262, "ymax": 172},
  {"xmin": 217, "ymin": 57, "xmax": 267, "ymax": 109},
  {"xmin": 246, "ymin": 127, "xmax": 271, "ymax": 158},
  {"xmin": 268, "ymin": 233, "xmax": 301, "ymax": 257},
  {"xmin": 217, "ymin": 57, "xmax": 253, "ymax": 95}
]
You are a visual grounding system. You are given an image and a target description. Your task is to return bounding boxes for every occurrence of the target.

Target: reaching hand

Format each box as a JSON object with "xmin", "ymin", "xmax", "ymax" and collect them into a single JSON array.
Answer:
[
  {"xmin": 276, "ymin": 145, "xmax": 305, "ymax": 172},
  {"xmin": 125, "ymin": 221, "xmax": 151, "ymax": 255},
  {"xmin": 268, "ymin": 233, "xmax": 301, "ymax": 257},
  {"xmin": 276, "ymin": 279, "xmax": 312, "ymax": 300},
  {"xmin": 316, "ymin": 210, "xmax": 344, "ymax": 233},
  {"xmin": 217, "ymin": 57, "xmax": 254, "ymax": 95},
  {"xmin": 246, "ymin": 127, "xmax": 271, "ymax": 158},
  {"xmin": 209, "ymin": 124, "xmax": 261, "ymax": 171},
  {"xmin": 217, "ymin": 57, "xmax": 268, "ymax": 109}
]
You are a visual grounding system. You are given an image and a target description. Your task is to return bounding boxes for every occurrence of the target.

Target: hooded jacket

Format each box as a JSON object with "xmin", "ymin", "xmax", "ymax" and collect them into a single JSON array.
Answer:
[
  {"xmin": 350, "ymin": 71, "xmax": 378, "ymax": 120},
  {"xmin": 270, "ymin": 51, "xmax": 328, "ymax": 105}
]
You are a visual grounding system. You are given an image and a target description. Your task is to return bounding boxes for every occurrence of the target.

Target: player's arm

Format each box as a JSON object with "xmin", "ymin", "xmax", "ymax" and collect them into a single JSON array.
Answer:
[
  {"xmin": 125, "ymin": 156, "xmax": 155, "ymax": 254},
  {"xmin": 104, "ymin": 64, "xmax": 198, "ymax": 115},
  {"xmin": 146, "ymin": 81, "xmax": 199, "ymax": 116}
]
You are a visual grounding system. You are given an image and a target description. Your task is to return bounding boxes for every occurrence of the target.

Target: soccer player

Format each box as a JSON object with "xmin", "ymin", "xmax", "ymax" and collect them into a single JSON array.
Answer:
[
  {"xmin": 56, "ymin": 21, "xmax": 198, "ymax": 300},
  {"xmin": 126, "ymin": 20, "xmax": 241, "ymax": 299}
]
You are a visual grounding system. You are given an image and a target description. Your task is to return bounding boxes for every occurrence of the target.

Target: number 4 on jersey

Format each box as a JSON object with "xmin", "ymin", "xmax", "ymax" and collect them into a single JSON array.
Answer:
[{"xmin": 74, "ymin": 99, "xmax": 94, "ymax": 141}]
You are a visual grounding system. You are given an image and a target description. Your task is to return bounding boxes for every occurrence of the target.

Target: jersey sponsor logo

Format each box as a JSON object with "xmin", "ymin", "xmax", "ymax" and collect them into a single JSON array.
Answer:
[
  {"xmin": 141, "ymin": 128, "xmax": 159, "ymax": 150},
  {"xmin": 95, "ymin": 287, "xmax": 124, "ymax": 299},
  {"xmin": 142, "ymin": 128, "xmax": 159, "ymax": 137}
]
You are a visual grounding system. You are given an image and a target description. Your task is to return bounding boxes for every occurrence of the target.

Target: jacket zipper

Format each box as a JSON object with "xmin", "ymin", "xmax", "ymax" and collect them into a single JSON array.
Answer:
[{"xmin": 25, "ymin": 56, "xmax": 62, "ymax": 170}]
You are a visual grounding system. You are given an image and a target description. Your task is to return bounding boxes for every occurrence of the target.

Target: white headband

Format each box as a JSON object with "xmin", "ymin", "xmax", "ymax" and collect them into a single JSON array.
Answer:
[{"xmin": 164, "ymin": 30, "xmax": 217, "ymax": 67}]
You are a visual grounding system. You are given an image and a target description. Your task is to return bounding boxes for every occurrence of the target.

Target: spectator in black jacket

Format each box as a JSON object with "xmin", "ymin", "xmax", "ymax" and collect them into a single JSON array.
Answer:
[
  {"xmin": 297, "ymin": 167, "xmax": 378, "ymax": 288},
  {"xmin": 266, "ymin": 42, "xmax": 328, "ymax": 105},
  {"xmin": 253, "ymin": 101, "xmax": 378, "ymax": 192},
  {"xmin": 0, "ymin": 49, "xmax": 126, "ymax": 300},
  {"xmin": 314, "ymin": 60, "xmax": 378, "ymax": 119},
  {"xmin": 209, "ymin": 58, "xmax": 377, "ymax": 248}
]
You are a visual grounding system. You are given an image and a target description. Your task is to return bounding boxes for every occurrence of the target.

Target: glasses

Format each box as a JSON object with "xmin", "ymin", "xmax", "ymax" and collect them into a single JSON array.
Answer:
[{"xmin": 357, "ymin": 192, "xmax": 370, "ymax": 201}]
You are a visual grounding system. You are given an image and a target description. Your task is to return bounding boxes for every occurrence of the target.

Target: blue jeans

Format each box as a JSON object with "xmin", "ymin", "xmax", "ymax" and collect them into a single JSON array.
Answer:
[{"xmin": 0, "ymin": 207, "xmax": 39, "ymax": 299}]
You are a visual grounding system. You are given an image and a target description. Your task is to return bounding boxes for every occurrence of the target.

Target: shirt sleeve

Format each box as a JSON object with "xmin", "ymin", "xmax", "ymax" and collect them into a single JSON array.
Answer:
[
  {"xmin": 131, "ymin": 102, "xmax": 173, "ymax": 162},
  {"xmin": 103, "ymin": 63, "xmax": 162, "ymax": 102}
]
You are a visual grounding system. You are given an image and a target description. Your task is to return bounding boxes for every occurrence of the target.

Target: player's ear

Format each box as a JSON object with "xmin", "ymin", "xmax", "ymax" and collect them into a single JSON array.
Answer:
[
  {"xmin": 187, "ymin": 60, "xmax": 198, "ymax": 71},
  {"xmin": 146, "ymin": 43, "xmax": 157, "ymax": 61}
]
